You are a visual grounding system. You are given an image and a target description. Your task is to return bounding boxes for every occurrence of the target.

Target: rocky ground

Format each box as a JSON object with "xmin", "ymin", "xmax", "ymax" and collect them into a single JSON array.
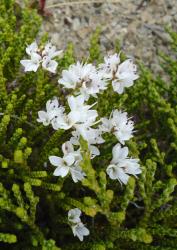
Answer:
[{"xmin": 41, "ymin": 0, "xmax": 177, "ymax": 73}]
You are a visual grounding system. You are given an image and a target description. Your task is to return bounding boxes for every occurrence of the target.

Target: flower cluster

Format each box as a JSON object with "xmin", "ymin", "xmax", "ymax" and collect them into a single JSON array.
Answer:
[
  {"xmin": 49, "ymin": 141, "xmax": 85, "ymax": 182},
  {"xmin": 106, "ymin": 143, "xmax": 141, "ymax": 184},
  {"xmin": 99, "ymin": 54, "xmax": 139, "ymax": 94},
  {"xmin": 21, "ymin": 42, "xmax": 141, "ymax": 241},
  {"xmin": 100, "ymin": 110, "xmax": 134, "ymax": 145},
  {"xmin": 58, "ymin": 62, "xmax": 107, "ymax": 100},
  {"xmin": 58, "ymin": 55, "xmax": 138, "ymax": 99},
  {"xmin": 20, "ymin": 41, "xmax": 62, "ymax": 73},
  {"xmin": 68, "ymin": 208, "xmax": 89, "ymax": 241},
  {"xmin": 37, "ymin": 94, "xmax": 103, "ymax": 159}
]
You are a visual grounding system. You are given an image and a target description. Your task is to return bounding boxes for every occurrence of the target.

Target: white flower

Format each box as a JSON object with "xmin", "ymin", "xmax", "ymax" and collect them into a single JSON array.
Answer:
[
  {"xmin": 106, "ymin": 143, "xmax": 141, "ymax": 185},
  {"xmin": 112, "ymin": 59, "xmax": 139, "ymax": 94},
  {"xmin": 52, "ymin": 112, "xmax": 71, "ymax": 130},
  {"xmin": 89, "ymin": 145, "xmax": 100, "ymax": 159},
  {"xmin": 76, "ymin": 126, "xmax": 104, "ymax": 145},
  {"xmin": 71, "ymin": 222, "xmax": 90, "ymax": 241},
  {"xmin": 42, "ymin": 42, "xmax": 63, "ymax": 59},
  {"xmin": 100, "ymin": 110, "xmax": 134, "ymax": 145},
  {"xmin": 26, "ymin": 41, "xmax": 38, "ymax": 56},
  {"xmin": 70, "ymin": 128, "xmax": 103, "ymax": 159},
  {"xmin": 68, "ymin": 208, "xmax": 90, "ymax": 241},
  {"xmin": 59, "ymin": 62, "xmax": 107, "ymax": 100},
  {"xmin": 59, "ymin": 62, "xmax": 95, "ymax": 89},
  {"xmin": 99, "ymin": 54, "xmax": 139, "ymax": 94},
  {"xmin": 49, "ymin": 155, "xmax": 73, "ymax": 177},
  {"xmin": 70, "ymin": 130, "xmax": 80, "ymax": 146},
  {"xmin": 21, "ymin": 41, "xmax": 62, "ymax": 73},
  {"xmin": 79, "ymin": 71, "xmax": 107, "ymax": 100},
  {"xmin": 42, "ymin": 56, "xmax": 58, "ymax": 73},
  {"xmin": 52, "ymin": 95, "xmax": 98, "ymax": 131},
  {"xmin": 49, "ymin": 141, "xmax": 85, "ymax": 182},
  {"xmin": 99, "ymin": 117, "xmax": 112, "ymax": 133},
  {"xmin": 112, "ymin": 110, "xmax": 134, "ymax": 144},
  {"xmin": 99, "ymin": 53, "xmax": 120, "ymax": 78},
  {"xmin": 21, "ymin": 41, "xmax": 41, "ymax": 72},
  {"xmin": 70, "ymin": 165, "xmax": 86, "ymax": 183},
  {"xmin": 61, "ymin": 141, "xmax": 82, "ymax": 162},
  {"xmin": 20, "ymin": 52, "xmax": 41, "ymax": 72},
  {"xmin": 68, "ymin": 208, "xmax": 81, "ymax": 224},
  {"xmin": 42, "ymin": 42, "xmax": 63, "ymax": 73},
  {"xmin": 37, "ymin": 98, "xmax": 64, "ymax": 127},
  {"xmin": 39, "ymin": 94, "xmax": 98, "ymax": 131},
  {"xmin": 67, "ymin": 95, "xmax": 98, "ymax": 127}
]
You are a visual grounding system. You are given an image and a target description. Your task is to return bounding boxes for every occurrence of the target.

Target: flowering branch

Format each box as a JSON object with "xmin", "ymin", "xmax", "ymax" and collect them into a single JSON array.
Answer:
[{"xmin": 20, "ymin": 39, "xmax": 141, "ymax": 241}]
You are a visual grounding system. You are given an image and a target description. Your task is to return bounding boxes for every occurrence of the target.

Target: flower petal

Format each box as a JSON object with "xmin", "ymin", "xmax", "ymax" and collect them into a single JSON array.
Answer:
[
  {"xmin": 70, "ymin": 166, "xmax": 86, "ymax": 183},
  {"xmin": 42, "ymin": 57, "xmax": 58, "ymax": 73},
  {"xmin": 49, "ymin": 156, "xmax": 63, "ymax": 167},
  {"xmin": 20, "ymin": 59, "xmax": 39, "ymax": 72},
  {"xmin": 106, "ymin": 164, "xmax": 119, "ymax": 180},
  {"xmin": 26, "ymin": 41, "xmax": 38, "ymax": 56},
  {"xmin": 53, "ymin": 166, "xmax": 69, "ymax": 177},
  {"xmin": 112, "ymin": 143, "xmax": 128, "ymax": 163},
  {"xmin": 64, "ymin": 154, "xmax": 75, "ymax": 166}
]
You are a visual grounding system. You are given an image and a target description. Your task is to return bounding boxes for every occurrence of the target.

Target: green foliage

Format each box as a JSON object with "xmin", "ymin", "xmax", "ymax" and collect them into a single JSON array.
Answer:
[{"xmin": 0, "ymin": 1, "xmax": 177, "ymax": 249}]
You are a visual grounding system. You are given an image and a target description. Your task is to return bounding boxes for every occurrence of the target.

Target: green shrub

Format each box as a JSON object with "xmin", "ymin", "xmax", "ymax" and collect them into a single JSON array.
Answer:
[{"xmin": 0, "ymin": 1, "xmax": 177, "ymax": 249}]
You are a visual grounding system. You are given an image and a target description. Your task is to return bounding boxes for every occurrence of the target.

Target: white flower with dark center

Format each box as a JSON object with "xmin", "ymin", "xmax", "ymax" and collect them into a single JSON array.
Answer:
[
  {"xmin": 51, "ymin": 112, "xmax": 71, "ymax": 130},
  {"xmin": 49, "ymin": 141, "xmax": 85, "ymax": 182},
  {"xmin": 70, "ymin": 130, "xmax": 80, "ymax": 146},
  {"xmin": 42, "ymin": 56, "xmax": 58, "ymax": 73},
  {"xmin": 99, "ymin": 53, "xmax": 120, "ymax": 79},
  {"xmin": 68, "ymin": 208, "xmax": 90, "ymax": 241},
  {"xmin": 37, "ymin": 97, "xmax": 64, "ymax": 126},
  {"xmin": 79, "ymin": 71, "xmax": 107, "ymax": 100},
  {"xmin": 89, "ymin": 145, "xmax": 100, "ymax": 159},
  {"xmin": 112, "ymin": 59, "xmax": 139, "ymax": 94},
  {"xmin": 100, "ymin": 110, "xmax": 134, "ymax": 145},
  {"xmin": 106, "ymin": 143, "xmax": 141, "ymax": 185},
  {"xmin": 42, "ymin": 42, "xmax": 63, "ymax": 59}
]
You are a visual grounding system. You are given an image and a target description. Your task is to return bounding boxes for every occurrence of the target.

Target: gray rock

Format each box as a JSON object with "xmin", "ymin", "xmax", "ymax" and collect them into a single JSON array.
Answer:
[
  {"xmin": 72, "ymin": 18, "xmax": 81, "ymax": 31},
  {"xmin": 39, "ymin": 0, "xmax": 177, "ymax": 70}
]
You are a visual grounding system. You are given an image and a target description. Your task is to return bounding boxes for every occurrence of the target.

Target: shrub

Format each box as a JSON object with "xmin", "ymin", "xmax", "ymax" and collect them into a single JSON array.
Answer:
[{"xmin": 0, "ymin": 1, "xmax": 177, "ymax": 249}]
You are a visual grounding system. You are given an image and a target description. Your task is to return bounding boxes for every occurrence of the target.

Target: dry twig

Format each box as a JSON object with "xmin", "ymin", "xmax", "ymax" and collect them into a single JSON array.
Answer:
[{"xmin": 46, "ymin": 0, "xmax": 121, "ymax": 9}]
